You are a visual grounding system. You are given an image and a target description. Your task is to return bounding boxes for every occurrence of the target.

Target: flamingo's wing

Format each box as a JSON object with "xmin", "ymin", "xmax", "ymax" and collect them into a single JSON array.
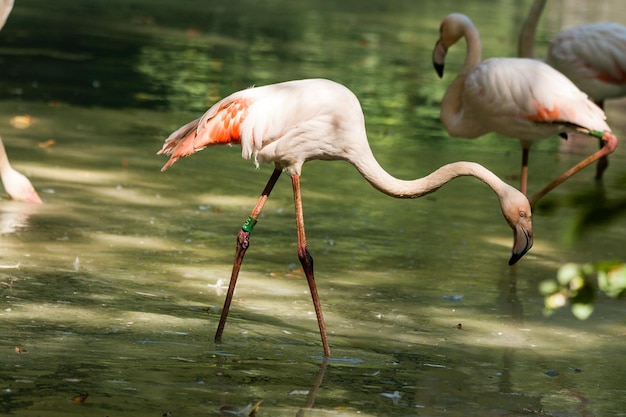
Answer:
[
  {"xmin": 158, "ymin": 95, "xmax": 252, "ymax": 171},
  {"xmin": 549, "ymin": 23, "xmax": 626, "ymax": 85},
  {"xmin": 464, "ymin": 58, "xmax": 608, "ymax": 138}
]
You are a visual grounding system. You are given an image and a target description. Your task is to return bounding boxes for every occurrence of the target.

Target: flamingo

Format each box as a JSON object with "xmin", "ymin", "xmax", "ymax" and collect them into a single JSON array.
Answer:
[
  {"xmin": 0, "ymin": 0, "xmax": 13, "ymax": 29},
  {"xmin": 158, "ymin": 78, "xmax": 533, "ymax": 357},
  {"xmin": 0, "ymin": 137, "xmax": 43, "ymax": 203},
  {"xmin": 433, "ymin": 13, "xmax": 618, "ymax": 203},
  {"xmin": 0, "ymin": 0, "xmax": 42, "ymax": 204},
  {"xmin": 517, "ymin": 0, "xmax": 626, "ymax": 180}
]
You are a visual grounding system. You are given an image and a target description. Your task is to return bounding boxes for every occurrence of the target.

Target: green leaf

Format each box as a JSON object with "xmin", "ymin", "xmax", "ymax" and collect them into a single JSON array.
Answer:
[{"xmin": 571, "ymin": 303, "xmax": 594, "ymax": 320}]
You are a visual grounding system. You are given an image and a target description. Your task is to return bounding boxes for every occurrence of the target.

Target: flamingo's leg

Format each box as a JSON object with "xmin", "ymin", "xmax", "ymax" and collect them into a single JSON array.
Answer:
[
  {"xmin": 214, "ymin": 168, "xmax": 283, "ymax": 343},
  {"xmin": 292, "ymin": 174, "xmax": 331, "ymax": 357},
  {"xmin": 594, "ymin": 140, "xmax": 609, "ymax": 182},
  {"xmin": 530, "ymin": 131, "xmax": 618, "ymax": 205},
  {"xmin": 594, "ymin": 100, "xmax": 609, "ymax": 182},
  {"xmin": 520, "ymin": 146, "xmax": 530, "ymax": 196}
]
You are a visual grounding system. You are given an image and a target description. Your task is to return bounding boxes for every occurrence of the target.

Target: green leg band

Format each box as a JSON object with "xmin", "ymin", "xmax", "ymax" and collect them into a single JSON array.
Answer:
[
  {"xmin": 242, "ymin": 216, "xmax": 258, "ymax": 232},
  {"xmin": 589, "ymin": 130, "xmax": 604, "ymax": 139}
]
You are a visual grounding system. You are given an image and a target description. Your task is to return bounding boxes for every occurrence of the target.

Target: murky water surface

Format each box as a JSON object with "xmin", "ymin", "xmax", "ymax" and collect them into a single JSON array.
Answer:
[{"xmin": 1, "ymin": 0, "xmax": 625, "ymax": 416}]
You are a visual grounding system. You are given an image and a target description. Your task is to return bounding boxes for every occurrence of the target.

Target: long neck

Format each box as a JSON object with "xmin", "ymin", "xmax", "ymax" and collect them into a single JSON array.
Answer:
[
  {"xmin": 461, "ymin": 21, "xmax": 482, "ymax": 72},
  {"xmin": 350, "ymin": 145, "xmax": 509, "ymax": 201},
  {"xmin": 517, "ymin": 0, "xmax": 546, "ymax": 58},
  {"xmin": 440, "ymin": 20, "xmax": 486, "ymax": 138},
  {"xmin": 0, "ymin": 137, "xmax": 12, "ymax": 176}
]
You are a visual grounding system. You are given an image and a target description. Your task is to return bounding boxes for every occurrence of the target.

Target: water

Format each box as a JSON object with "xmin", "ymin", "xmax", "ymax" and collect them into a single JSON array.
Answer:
[{"xmin": 1, "ymin": 0, "xmax": 625, "ymax": 416}]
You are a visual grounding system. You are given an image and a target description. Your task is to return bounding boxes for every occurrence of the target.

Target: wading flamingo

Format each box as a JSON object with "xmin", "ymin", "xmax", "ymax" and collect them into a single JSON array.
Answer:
[
  {"xmin": 158, "ymin": 78, "xmax": 533, "ymax": 357},
  {"xmin": 517, "ymin": 0, "xmax": 626, "ymax": 180},
  {"xmin": 0, "ymin": 0, "xmax": 42, "ymax": 204},
  {"xmin": 433, "ymin": 13, "xmax": 618, "ymax": 202}
]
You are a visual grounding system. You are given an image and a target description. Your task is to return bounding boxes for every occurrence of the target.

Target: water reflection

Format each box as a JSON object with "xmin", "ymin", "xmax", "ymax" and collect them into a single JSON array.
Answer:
[{"xmin": 0, "ymin": 201, "xmax": 38, "ymax": 234}]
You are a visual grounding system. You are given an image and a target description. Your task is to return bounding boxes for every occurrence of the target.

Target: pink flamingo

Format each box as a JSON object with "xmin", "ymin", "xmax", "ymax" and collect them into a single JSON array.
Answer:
[
  {"xmin": 433, "ymin": 13, "xmax": 618, "ymax": 202},
  {"xmin": 0, "ymin": 0, "xmax": 42, "ymax": 204},
  {"xmin": 517, "ymin": 0, "xmax": 626, "ymax": 180},
  {"xmin": 158, "ymin": 78, "xmax": 533, "ymax": 357},
  {"xmin": 0, "ymin": 137, "xmax": 43, "ymax": 203}
]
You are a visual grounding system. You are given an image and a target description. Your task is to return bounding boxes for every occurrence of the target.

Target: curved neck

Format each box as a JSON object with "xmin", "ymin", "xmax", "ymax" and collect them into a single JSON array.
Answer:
[
  {"xmin": 440, "ymin": 18, "xmax": 486, "ymax": 137},
  {"xmin": 350, "ymin": 145, "xmax": 509, "ymax": 202},
  {"xmin": 461, "ymin": 21, "xmax": 482, "ymax": 72},
  {"xmin": 517, "ymin": 0, "xmax": 546, "ymax": 58}
]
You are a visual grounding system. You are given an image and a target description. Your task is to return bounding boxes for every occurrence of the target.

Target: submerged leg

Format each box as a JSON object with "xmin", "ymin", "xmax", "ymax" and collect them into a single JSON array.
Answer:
[
  {"xmin": 529, "ymin": 131, "xmax": 618, "ymax": 205},
  {"xmin": 291, "ymin": 174, "xmax": 331, "ymax": 357},
  {"xmin": 214, "ymin": 168, "xmax": 283, "ymax": 343}
]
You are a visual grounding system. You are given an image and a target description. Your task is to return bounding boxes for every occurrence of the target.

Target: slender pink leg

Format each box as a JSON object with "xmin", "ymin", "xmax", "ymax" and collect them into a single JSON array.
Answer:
[
  {"xmin": 529, "ymin": 131, "xmax": 618, "ymax": 205},
  {"xmin": 292, "ymin": 174, "xmax": 331, "ymax": 357},
  {"xmin": 520, "ymin": 146, "xmax": 530, "ymax": 196},
  {"xmin": 214, "ymin": 168, "xmax": 282, "ymax": 343},
  {"xmin": 594, "ymin": 139, "xmax": 609, "ymax": 182},
  {"xmin": 594, "ymin": 100, "xmax": 609, "ymax": 181}
]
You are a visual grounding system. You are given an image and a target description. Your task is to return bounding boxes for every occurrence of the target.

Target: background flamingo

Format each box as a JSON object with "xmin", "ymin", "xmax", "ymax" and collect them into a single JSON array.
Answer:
[
  {"xmin": 0, "ymin": 137, "xmax": 43, "ymax": 203},
  {"xmin": 517, "ymin": 0, "xmax": 626, "ymax": 180},
  {"xmin": 433, "ymin": 13, "xmax": 618, "ymax": 203},
  {"xmin": 0, "ymin": 0, "xmax": 42, "ymax": 204},
  {"xmin": 158, "ymin": 78, "xmax": 533, "ymax": 357}
]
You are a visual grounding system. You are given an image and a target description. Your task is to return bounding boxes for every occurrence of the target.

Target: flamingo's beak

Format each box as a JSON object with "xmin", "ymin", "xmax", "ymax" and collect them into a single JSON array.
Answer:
[
  {"xmin": 509, "ymin": 221, "xmax": 533, "ymax": 265},
  {"xmin": 432, "ymin": 40, "xmax": 447, "ymax": 78}
]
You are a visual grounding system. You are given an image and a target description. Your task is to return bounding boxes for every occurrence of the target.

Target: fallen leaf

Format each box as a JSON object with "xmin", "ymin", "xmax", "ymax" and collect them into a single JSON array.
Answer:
[
  {"xmin": 38, "ymin": 139, "xmax": 56, "ymax": 148},
  {"xmin": 72, "ymin": 392, "xmax": 89, "ymax": 403},
  {"xmin": 10, "ymin": 115, "xmax": 33, "ymax": 129}
]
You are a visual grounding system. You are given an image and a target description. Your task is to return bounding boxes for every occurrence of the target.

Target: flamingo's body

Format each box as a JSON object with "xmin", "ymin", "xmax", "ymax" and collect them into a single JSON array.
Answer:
[
  {"xmin": 433, "ymin": 13, "xmax": 618, "ymax": 201},
  {"xmin": 518, "ymin": 0, "xmax": 626, "ymax": 108},
  {"xmin": 546, "ymin": 23, "xmax": 626, "ymax": 107},
  {"xmin": 0, "ymin": 0, "xmax": 41, "ymax": 204},
  {"xmin": 158, "ymin": 78, "xmax": 533, "ymax": 357},
  {"xmin": 517, "ymin": 0, "xmax": 626, "ymax": 179}
]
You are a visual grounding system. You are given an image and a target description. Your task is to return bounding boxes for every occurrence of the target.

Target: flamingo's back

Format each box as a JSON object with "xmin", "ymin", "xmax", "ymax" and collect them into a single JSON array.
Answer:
[
  {"xmin": 546, "ymin": 22, "xmax": 626, "ymax": 103},
  {"xmin": 158, "ymin": 79, "xmax": 368, "ymax": 174},
  {"xmin": 464, "ymin": 57, "xmax": 609, "ymax": 141}
]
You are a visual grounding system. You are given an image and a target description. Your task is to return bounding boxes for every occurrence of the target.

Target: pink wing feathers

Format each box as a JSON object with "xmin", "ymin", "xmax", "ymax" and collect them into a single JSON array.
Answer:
[
  {"xmin": 158, "ymin": 96, "xmax": 251, "ymax": 171},
  {"xmin": 546, "ymin": 23, "xmax": 626, "ymax": 102},
  {"xmin": 464, "ymin": 57, "xmax": 608, "ymax": 139}
]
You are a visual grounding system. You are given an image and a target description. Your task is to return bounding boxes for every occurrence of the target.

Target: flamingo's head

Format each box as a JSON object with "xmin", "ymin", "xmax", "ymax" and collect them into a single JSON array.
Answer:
[
  {"xmin": 432, "ymin": 13, "xmax": 476, "ymax": 77},
  {"xmin": 501, "ymin": 185, "xmax": 533, "ymax": 265},
  {"xmin": 2, "ymin": 168, "xmax": 43, "ymax": 204}
]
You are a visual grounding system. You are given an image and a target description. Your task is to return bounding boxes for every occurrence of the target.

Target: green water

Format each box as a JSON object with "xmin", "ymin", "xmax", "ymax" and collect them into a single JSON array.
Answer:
[{"xmin": 0, "ymin": 0, "xmax": 625, "ymax": 416}]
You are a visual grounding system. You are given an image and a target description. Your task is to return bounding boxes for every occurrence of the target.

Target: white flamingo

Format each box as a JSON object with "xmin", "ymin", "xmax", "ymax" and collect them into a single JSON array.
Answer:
[
  {"xmin": 158, "ymin": 78, "xmax": 534, "ymax": 357},
  {"xmin": 517, "ymin": 0, "xmax": 626, "ymax": 180},
  {"xmin": 0, "ymin": 0, "xmax": 42, "ymax": 203},
  {"xmin": 433, "ymin": 13, "xmax": 618, "ymax": 202}
]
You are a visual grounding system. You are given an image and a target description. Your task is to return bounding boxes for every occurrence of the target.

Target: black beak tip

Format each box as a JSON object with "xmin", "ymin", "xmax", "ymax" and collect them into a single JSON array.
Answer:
[
  {"xmin": 433, "ymin": 62, "xmax": 445, "ymax": 78},
  {"xmin": 508, "ymin": 253, "xmax": 522, "ymax": 266},
  {"xmin": 508, "ymin": 236, "xmax": 533, "ymax": 265}
]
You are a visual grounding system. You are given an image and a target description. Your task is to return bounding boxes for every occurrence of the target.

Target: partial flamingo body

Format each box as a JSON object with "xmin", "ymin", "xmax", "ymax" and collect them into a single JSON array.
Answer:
[
  {"xmin": 0, "ymin": 0, "xmax": 42, "ymax": 204},
  {"xmin": 518, "ymin": 0, "xmax": 626, "ymax": 179},
  {"xmin": 433, "ymin": 13, "xmax": 618, "ymax": 202},
  {"xmin": 518, "ymin": 0, "xmax": 626, "ymax": 107},
  {"xmin": 158, "ymin": 78, "xmax": 533, "ymax": 357},
  {"xmin": 0, "ymin": 137, "xmax": 42, "ymax": 203},
  {"xmin": 0, "ymin": 0, "xmax": 13, "ymax": 29}
]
